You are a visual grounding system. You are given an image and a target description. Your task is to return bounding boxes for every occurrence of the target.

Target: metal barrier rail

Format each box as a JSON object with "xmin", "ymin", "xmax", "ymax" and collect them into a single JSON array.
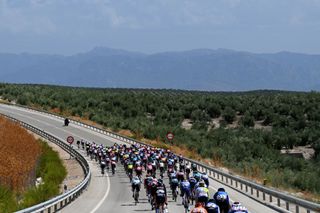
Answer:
[
  {"xmin": 0, "ymin": 112, "xmax": 91, "ymax": 213},
  {"xmin": 2, "ymin": 103, "xmax": 320, "ymax": 213}
]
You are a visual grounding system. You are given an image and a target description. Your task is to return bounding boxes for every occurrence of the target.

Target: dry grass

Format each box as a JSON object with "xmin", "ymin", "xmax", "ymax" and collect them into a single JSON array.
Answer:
[{"xmin": 0, "ymin": 116, "xmax": 41, "ymax": 191}]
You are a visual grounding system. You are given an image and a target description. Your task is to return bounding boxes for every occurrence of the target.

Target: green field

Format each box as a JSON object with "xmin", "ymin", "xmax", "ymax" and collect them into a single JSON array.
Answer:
[{"xmin": 1, "ymin": 83, "xmax": 319, "ymax": 200}]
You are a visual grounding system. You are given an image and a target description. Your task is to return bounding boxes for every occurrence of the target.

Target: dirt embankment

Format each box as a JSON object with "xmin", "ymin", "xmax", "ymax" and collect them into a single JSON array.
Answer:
[{"xmin": 0, "ymin": 116, "xmax": 41, "ymax": 191}]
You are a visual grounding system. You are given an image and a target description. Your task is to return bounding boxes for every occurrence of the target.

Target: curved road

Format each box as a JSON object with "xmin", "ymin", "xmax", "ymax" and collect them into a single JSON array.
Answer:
[{"xmin": 0, "ymin": 104, "xmax": 277, "ymax": 213}]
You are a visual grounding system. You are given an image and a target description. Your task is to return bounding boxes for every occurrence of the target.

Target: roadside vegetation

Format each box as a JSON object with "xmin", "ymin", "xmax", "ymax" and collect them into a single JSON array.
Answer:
[
  {"xmin": 0, "ymin": 115, "xmax": 66, "ymax": 212},
  {"xmin": 1, "ymin": 83, "xmax": 320, "ymax": 200}
]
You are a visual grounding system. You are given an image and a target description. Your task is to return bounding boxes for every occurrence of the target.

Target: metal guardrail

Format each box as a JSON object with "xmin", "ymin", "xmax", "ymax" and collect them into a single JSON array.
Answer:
[
  {"xmin": 2, "ymin": 103, "xmax": 320, "ymax": 213},
  {"xmin": 0, "ymin": 112, "xmax": 91, "ymax": 213}
]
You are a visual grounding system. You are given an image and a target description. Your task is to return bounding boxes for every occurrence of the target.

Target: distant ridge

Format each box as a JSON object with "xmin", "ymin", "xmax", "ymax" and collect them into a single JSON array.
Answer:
[{"xmin": 0, "ymin": 47, "xmax": 319, "ymax": 91}]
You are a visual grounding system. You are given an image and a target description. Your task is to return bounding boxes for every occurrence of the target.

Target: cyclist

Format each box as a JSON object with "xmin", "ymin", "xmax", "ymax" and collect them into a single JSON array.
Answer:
[
  {"xmin": 213, "ymin": 188, "xmax": 230, "ymax": 213},
  {"xmin": 194, "ymin": 171, "xmax": 202, "ymax": 182},
  {"xmin": 132, "ymin": 176, "xmax": 142, "ymax": 202},
  {"xmin": 159, "ymin": 160, "xmax": 165, "ymax": 178},
  {"xmin": 195, "ymin": 180, "xmax": 209, "ymax": 204},
  {"xmin": 111, "ymin": 160, "xmax": 116, "ymax": 175},
  {"xmin": 191, "ymin": 202, "xmax": 208, "ymax": 213},
  {"xmin": 168, "ymin": 169, "xmax": 177, "ymax": 184},
  {"xmin": 180, "ymin": 177, "xmax": 191, "ymax": 198},
  {"xmin": 189, "ymin": 176, "xmax": 198, "ymax": 203},
  {"xmin": 127, "ymin": 161, "xmax": 134, "ymax": 181},
  {"xmin": 150, "ymin": 178, "xmax": 159, "ymax": 210},
  {"xmin": 201, "ymin": 172, "xmax": 209, "ymax": 187},
  {"xmin": 179, "ymin": 161, "xmax": 185, "ymax": 172},
  {"xmin": 154, "ymin": 179, "xmax": 167, "ymax": 211},
  {"xmin": 180, "ymin": 177, "xmax": 191, "ymax": 210},
  {"xmin": 100, "ymin": 160, "xmax": 106, "ymax": 175},
  {"xmin": 228, "ymin": 202, "xmax": 248, "ymax": 213},
  {"xmin": 64, "ymin": 118, "xmax": 69, "ymax": 126},
  {"xmin": 170, "ymin": 175, "xmax": 179, "ymax": 201},
  {"xmin": 206, "ymin": 199, "xmax": 220, "ymax": 213},
  {"xmin": 147, "ymin": 162, "xmax": 153, "ymax": 175},
  {"xmin": 177, "ymin": 169, "xmax": 184, "ymax": 182},
  {"xmin": 186, "ymin": 162, "xmax": 191, "ymax": 178},
  {"xmin": 192, "ymin": 163, "xmax": 198, "ymax": 172},
  {"xmin": 135, "ymin": 164, "xmax": 143, "ymax": 178}
]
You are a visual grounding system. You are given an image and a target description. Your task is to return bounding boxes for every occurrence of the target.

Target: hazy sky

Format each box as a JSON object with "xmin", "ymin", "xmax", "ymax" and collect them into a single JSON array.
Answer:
[{"xmin": 0, "ymin": 0, "xmax": 320, "ymax": 55}]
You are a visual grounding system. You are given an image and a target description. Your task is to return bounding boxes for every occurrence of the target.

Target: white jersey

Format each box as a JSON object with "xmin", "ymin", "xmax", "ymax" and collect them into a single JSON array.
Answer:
[{"xmin": 132, "ymin": 178, "xmax": 141, "ymax": 185}]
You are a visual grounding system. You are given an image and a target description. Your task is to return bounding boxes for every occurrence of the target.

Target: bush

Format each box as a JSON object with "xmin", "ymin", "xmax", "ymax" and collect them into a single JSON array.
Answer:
[
  {"xmin": 241, "ymin": 112, "xmax": 255, "ymax": 127},
  {"xmin": 223, "ymin": 107, "xmax": 236, "ymax": 123}
]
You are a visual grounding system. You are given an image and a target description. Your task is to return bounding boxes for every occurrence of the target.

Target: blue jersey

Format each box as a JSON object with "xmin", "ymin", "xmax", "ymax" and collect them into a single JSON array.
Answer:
[
  {"xmin": 206, "ymin": 200, "xmax": 220, "ymax": 213},
  {"xmin": 181, "ymin": 181, "xmax": 191, "ymax": 191}
]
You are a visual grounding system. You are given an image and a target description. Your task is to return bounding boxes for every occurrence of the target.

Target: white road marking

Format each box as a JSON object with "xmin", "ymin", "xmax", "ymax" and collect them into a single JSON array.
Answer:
[{"xmin": 89, "ymin": 173, "xmax": 111, "ymax": 213}]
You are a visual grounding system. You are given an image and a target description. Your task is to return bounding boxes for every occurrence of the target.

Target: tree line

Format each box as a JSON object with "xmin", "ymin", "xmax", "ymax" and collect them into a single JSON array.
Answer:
[{"xmin": 0, "ymin": 83, "xmax": 319, "ymax": 197}]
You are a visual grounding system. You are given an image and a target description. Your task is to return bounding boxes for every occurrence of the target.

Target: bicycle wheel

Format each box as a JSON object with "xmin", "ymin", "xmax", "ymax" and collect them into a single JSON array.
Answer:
[
  {"xmin": 183, "ymin": 195, "xmax": 189, "ymax": 213},
  {"xmin": 134, "ymin": 191, "xmax": 139, "ymax": 205}
]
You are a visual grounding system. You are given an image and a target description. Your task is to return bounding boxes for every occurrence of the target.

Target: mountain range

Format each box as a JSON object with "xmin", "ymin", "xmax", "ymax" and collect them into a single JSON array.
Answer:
[{"xmin": 1, "ymin": 47, "xmax": 320, "ymax": 91}]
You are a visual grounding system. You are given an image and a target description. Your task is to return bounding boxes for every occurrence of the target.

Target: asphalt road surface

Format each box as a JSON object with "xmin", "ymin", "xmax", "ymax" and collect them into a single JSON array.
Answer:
[{"xmin": 0, "ymin": 104, "xmax": 278, "ymax": 213}]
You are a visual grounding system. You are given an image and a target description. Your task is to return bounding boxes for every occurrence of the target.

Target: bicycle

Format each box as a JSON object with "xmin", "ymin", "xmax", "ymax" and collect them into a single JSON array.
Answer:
[
  {"xmin": 182, "ymin": 193, "xmax": 190, "ymax": 213},
  {"xmin": 190, "ymin": 190, "xmax": 195, "ymax": 205},
  {"xmin": 111, "ymin": 164, "xmax": 116, "ymax": 175},
  {"xmin": 101, "ymin": 164, "xmax": 105, "ymax": 176},
  {"xmin": 172, "ymin": 187, "xmax": 178, "ymax": 202},
  {"xmin": 134, "ymin": 188, "xmax": 139, "ymax": 205},
  {"xmin": 155, "ymin": 202, "xmax": 167, "ymax": 213},
  {"xmin": 128, "ymin": 171, "xmax": 133, "ymax": 182}
]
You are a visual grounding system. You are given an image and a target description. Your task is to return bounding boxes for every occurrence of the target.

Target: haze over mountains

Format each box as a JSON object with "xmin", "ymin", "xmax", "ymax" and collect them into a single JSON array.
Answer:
[{"xmin": 1, "ymin": 47, "xmax": 320, "ymax": 91}]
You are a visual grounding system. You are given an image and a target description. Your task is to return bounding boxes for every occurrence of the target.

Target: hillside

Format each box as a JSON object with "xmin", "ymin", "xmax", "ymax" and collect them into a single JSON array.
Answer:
[
  {"xmin": 1, "ymin": 48, "xmax": 320, "ymax": 91},
  {"xmin": 1, "ymin": 84, "xmax": 320, "ymax": 201}
]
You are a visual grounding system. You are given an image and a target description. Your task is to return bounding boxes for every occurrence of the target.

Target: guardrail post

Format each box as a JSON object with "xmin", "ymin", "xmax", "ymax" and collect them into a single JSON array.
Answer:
[
  {"xmin": 296, "ymin": 205, "xmax": 299, "ymax": 213},
  {"xmin": 240, "ymin": 183, "xmax": 243, "ymax": 190},
  {"xmin": 257, "ymin": 190, "xmax": 259, "ymax": 198},
  {"xmin": 245, "ymin": 185, "xmax": 248, "ymax": 192},
  {"xmin": 236, "ymin": 181, "xmax": 238, "ymax": 188},
  {"xmin": 277, "ymin": 198, "xmax": 281, "ymax": 207},
  {"xmin": 269, "ymin": 195, "xmax": 272, "ymax": 202},
  {"xmin": 263, "ymin": 192, "xmax": 265, "ymax": 201},
  {"xmin": 231, "ymin": 179, "xmax": 233, "ymax": 186},
  {"xmin": 226, "ymin": 177, "xmax": 228, "ymax": 184},
  {"xmin": 286, "ymin": 202, "xmax": 289, "ymax": 210},
  {"xmin": 251, "ymin": 187, "xmax": 253, "ymax": 195}
]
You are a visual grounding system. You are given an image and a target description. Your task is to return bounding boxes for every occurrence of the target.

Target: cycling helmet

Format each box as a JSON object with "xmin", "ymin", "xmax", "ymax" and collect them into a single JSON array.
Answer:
[
  {"xmin": 199, "ymin": 180, "xmax": 205, "ymax": 187},
  {"xmin": 218, "ymin": 188, "xmax": 225, "ymax": 192}
]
